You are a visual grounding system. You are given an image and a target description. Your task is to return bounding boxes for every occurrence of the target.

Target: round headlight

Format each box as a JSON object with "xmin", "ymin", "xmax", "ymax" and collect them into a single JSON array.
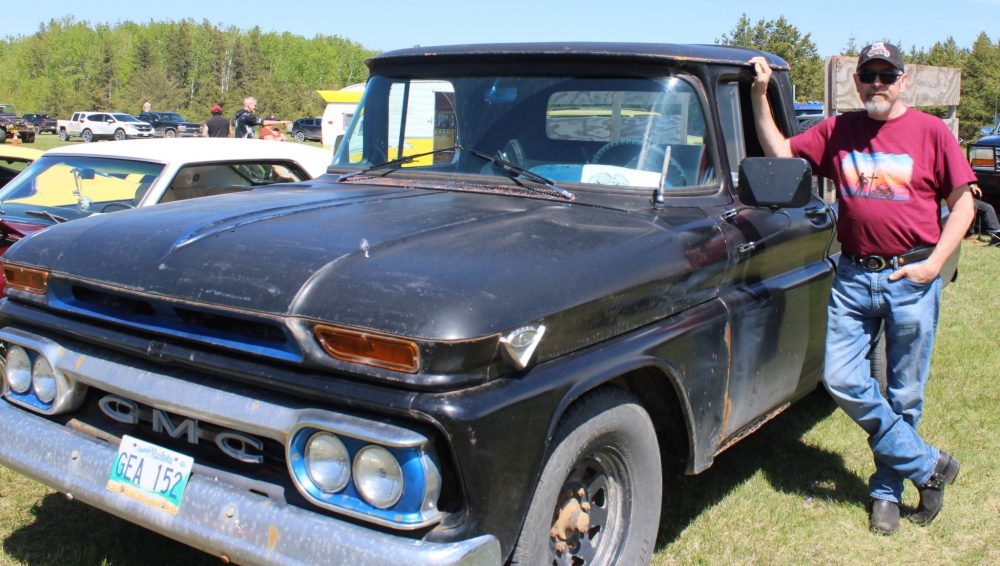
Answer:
[
  {"xmin": 304, "ymin": 432, "xmax": 350, "ymax": 493},
  {"xmin": 5, "ymin": 346, "xmax": 32, "ymax": 394},
  {"xmin": 353, "ymin": 445, "xmax": 403, "ymax": 509},
  {"xmin": 31, "ymin": 356, "xmax": 57, "ymax": 404}
]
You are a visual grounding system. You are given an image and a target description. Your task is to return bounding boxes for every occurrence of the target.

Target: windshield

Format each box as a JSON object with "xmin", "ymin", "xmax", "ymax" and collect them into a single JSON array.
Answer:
[
  {"xmin": 159, "ymin": 113, "xmax": 184, "ymax": 121},
  {"xmin": 334, "ymin": 74, "xmax": 716, "ymax": 192},
  {"xmin": 0, "ymin": 155, "xmax": 164, "ymax": 221},
  {"xmin": 113, "ymin": 114, "xmax": 141, "ymax": 122}
]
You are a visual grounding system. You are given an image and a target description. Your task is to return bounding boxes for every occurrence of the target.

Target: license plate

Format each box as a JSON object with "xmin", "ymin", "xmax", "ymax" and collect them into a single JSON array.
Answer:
[{"xmin": 106, "ymin": 435, "xmax": 194, "ymax": 515}]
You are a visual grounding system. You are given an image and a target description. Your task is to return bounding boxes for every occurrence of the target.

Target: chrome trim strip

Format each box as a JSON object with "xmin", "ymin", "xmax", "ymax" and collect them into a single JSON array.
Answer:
[{"xmin": 0, "ymin": 327, "xmax": 425, "ymax": 447}]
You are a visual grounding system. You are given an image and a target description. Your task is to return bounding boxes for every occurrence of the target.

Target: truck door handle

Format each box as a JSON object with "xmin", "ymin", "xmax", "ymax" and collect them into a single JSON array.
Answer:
[{"xmin": 805, "ymin": 205, "xmax": 829, "ymax": 217}]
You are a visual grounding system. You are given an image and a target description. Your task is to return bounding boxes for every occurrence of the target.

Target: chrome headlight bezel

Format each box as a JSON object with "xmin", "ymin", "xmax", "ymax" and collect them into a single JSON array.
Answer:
[
  {"xmin": 287, "ymin": 418, "xmax": 442, "ymax": 530},
  {"xmin": 0, "ymin": 334, "xmax": 88, "ymax": 415}
]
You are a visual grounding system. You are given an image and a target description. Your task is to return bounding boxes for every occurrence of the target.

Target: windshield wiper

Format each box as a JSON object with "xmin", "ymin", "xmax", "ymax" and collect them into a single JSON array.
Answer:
[
  {"xmin": 337, "ymin": 145, "xmax": 464, "ymax": 182},
  {"xmin": 24, "ymin": 210, "xmax": 69, "ymax": 224},
  {"xmin": 468, "ymin": 149, "xmax": 574, "ymax": 200}
]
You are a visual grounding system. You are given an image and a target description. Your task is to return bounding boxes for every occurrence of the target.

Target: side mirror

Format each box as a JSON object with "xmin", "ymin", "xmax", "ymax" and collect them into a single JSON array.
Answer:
[{"xmin": 738, "ymin": 157, "xmax": 813, "ymax": 208}]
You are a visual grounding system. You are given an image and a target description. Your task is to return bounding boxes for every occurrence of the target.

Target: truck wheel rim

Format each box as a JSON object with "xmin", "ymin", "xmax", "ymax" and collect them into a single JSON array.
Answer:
[{"xmin": 548, "ymin": 450, "xmax": 629, "ymax": 565}]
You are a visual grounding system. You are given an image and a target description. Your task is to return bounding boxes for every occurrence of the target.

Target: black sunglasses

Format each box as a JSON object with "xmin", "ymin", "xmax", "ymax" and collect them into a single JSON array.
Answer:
[{"xmin": 857, "ymin": 70, "xmax": 902, "ymax": 84}]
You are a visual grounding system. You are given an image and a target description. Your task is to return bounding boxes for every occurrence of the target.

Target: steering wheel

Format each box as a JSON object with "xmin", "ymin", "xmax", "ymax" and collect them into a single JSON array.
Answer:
[
  {"xmin": 592, "ymin": 139, "xmax": 688, "ymax": 185},
  {"xmin": 99, "ymin": 202, "xmax": 135, "ymax": 213}
]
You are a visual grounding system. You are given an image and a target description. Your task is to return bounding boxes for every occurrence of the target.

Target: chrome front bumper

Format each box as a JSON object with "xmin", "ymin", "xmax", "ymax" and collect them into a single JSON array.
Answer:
[{"xmin": 0, "ymin": 326, "xmax": 500, "ymax": 566}]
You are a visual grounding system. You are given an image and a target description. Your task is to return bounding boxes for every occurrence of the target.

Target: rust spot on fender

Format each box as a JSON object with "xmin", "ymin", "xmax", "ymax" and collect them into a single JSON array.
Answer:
[
  {"xmin": 267, "ymin": 525, "xmax": 279, "ymax": 551},
  {"xmin": 75, "ymin": 355, "xmax": 86, "ymax": 370}
]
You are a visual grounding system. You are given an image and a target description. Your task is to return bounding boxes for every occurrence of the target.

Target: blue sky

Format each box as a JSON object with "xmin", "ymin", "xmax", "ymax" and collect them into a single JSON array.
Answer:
[{"xmin": 7, "ymin": 0, "xmax": 1000, "ymax": 56}]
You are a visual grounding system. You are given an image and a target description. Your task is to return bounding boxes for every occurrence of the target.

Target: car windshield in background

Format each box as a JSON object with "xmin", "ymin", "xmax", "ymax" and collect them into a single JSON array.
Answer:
[
  {"xmin": 333, "ymin": 75, "xmax": 716, "ymax": 192},
  {"xmin": 159, "ymin": 113, "xmax": 185, "ymax": 121},
  {"xmin": 0, "ymin": 155, "xmax": 164, "ymax": 221},
  {"xmin": 112, "ymin": 113, "xmax": 141, "ymax": 122}
]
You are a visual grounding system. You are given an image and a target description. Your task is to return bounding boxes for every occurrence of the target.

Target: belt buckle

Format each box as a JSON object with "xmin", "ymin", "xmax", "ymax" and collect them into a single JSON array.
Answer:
[{"xmin": 860, "ymin": 255, "xmax": 887, "ymax": 271}]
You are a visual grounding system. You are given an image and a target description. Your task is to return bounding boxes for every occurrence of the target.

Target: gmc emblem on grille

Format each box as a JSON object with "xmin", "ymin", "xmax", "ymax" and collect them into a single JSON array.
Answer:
[{"xmin": 98, "ymin": 394, "xmax": 264, "ymax": 464}]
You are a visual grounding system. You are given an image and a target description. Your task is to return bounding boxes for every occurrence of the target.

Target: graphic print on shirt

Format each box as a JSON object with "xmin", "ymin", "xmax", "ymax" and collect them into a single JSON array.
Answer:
[{"xmin": 840, "ymin": 151, "xmax": 913, "ymax": 200}]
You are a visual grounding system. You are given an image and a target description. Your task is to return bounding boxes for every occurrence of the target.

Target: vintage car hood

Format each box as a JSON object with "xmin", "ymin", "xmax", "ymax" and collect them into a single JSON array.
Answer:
[{"xmin": 6, "ymin": 181, "xmax": 721, "ymax": 340}]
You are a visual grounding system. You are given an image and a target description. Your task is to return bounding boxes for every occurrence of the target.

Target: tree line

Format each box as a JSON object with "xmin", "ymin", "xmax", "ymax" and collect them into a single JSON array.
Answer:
[
  {"xmin": 717, "ymin": 14, "xmax": 1000, "ymax": 141},
  {"xmin": 2, "ymin": 16, "xmax": 999, "ymax": 141},
  {"xmin": 0, "ymin": 17, "xmax": 376, "ymax": 123}
]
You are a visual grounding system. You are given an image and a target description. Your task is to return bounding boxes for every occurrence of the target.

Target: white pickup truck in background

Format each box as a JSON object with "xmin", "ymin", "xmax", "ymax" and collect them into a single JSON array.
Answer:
[{"xmin": 57, "ymin": 111, "xmax": 155, "ymax": 142}]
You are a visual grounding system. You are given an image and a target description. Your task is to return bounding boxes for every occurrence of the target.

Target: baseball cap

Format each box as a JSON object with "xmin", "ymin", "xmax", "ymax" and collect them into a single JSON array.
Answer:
[
  {"xmin": 211, "ymin": 104, "xmax": 222, "ymax": 113},
  {"xmin": 857, "ymin": 41, "xmax": 904, "ymax": 72}
]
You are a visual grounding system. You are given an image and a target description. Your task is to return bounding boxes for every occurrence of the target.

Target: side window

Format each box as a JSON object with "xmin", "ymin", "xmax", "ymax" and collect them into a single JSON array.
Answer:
[{"xmin": 717, "ymin": 82, "xmax": 746, "ymax": 186}]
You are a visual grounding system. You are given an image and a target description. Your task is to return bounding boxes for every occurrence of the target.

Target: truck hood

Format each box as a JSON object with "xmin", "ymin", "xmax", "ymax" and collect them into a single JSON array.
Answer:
[{"xmin": 7, "ymin": 181, "xmax": 723, "ymax": 340}]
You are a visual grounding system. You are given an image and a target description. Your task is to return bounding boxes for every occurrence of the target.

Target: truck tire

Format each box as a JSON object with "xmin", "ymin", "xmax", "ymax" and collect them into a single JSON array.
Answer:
[
  {"xmin": 294, "ymin": 130, "xmax": 305, "ymax": 143},
  {"xmin": 0, "ymin": 130, "xmax": 6, "ymax": 143},
  {"xmin": 82, "ymin": 129, "xmax": 94, "ymax": 143},
  {"xmin": 23, "ymin": 132, "xmax": 35, "ymax": 144},
  {"xmin": 59, "ymin": 129, "xmax": 69, "ymax": 142},
  {"xmin": 113, "ymin": 129, "xmax": 126, "ymax": 141},
  {"xmin": 164, "ymin": 129, "xmax": 176, "ymax": 138},
  {"xmin": 870, "ymin": 323, "xmax": 888, "ymax": 396},
  {"xmin": 510, "ymin": 387, "xmax": 661, "ymax": 566}
]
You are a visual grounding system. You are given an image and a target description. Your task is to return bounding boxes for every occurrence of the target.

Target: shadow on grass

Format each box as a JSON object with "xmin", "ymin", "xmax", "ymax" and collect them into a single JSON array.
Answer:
[
  {"xmin": 656, "ymin": 388, "xmax": 869, "ymax": 546},
  {"xmin": 3, "ymin": 492, "xmax": 219, "ymax": 566}
]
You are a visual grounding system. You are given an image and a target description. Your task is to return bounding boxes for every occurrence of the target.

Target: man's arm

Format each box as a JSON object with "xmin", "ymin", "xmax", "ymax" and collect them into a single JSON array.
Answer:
[
  {"xmin": 889, "ymin": 185, "xmax": 975, "ymax": 283},
  {"xmin": 748, "ymin": 56, "xmax": 793, "ymax": 158}
]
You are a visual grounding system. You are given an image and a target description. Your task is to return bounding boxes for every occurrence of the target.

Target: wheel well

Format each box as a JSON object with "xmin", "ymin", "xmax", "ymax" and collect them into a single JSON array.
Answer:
[{"xmin": 608, "ymin": 368, "xmax": 690, "ymax": 470}]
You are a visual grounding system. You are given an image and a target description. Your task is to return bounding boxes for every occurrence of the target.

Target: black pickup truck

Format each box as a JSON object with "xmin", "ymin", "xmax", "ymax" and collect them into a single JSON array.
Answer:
[
  {"xmin": 137, "ymin": 111, "xmax": 203, "ymax": 138},
  {"xmin": 0, "ymin": 43, "xmax": 839, "ymax": 565},
  {"xmin": 968, "ymin": 123, "xmax": 1000, "ymax": 210}
]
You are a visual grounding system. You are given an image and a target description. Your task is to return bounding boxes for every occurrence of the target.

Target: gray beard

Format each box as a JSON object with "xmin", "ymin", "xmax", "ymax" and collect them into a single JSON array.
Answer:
[{"xmin": 864, "ymin": 96, "xmax": 891, "ymax": 116}]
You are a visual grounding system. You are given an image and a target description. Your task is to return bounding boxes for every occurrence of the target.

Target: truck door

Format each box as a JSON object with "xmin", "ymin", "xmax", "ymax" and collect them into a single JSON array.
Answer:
[{"xmin": 715, "ymin": 78, "xmax": 836, "ymax": 442}]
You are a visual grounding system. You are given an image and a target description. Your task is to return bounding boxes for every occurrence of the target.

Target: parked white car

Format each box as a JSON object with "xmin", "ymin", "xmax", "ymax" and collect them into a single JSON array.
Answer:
[
  {"xmin": 1, "ymin": 137, "xmax": 332, "ymax": 212},
  {"xmin": 57, "ymin": 111, "xmax": 156, "ymax": 142}
]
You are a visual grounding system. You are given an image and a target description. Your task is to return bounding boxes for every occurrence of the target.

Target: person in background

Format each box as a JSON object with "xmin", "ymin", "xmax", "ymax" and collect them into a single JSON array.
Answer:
[
  {"xmin": 969, "ymin": 184, "xmax": 1000, "ymax": 246},
  {"xmin": 750, "ymin": 42, "xmax": 974, "ymax": 536},
  {"xmin": 202, "ymin": 104, "xmax": 231, "ymax": 138},
  {"xmin": 233, "ymin": 96, "xmax": 290, "ymax": 139},
  {"xmin": 259, "ymin": 114, "xmax": 287, "ymax": 141},
  {"xmin": 142, "ymin": 99, "xmax": 151, "ymax": 113}
]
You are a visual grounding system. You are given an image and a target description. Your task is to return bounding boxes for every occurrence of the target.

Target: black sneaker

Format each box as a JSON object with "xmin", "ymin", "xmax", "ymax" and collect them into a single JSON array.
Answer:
[{"xmin": 989, "ymin": 231, "xmax": 1000, "ymax": 247}]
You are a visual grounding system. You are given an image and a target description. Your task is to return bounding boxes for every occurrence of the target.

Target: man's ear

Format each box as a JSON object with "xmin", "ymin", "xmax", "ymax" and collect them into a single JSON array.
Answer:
[{"xmin": 898, "ymin": 73, "xmax": 908, "ymax": 93}]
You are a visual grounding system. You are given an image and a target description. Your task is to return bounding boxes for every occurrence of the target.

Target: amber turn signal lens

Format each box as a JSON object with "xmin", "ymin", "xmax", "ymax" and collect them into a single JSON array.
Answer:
[
  {"xmin": 4, "ymin": 264, "xmax": 49, "ymax": 294},
  {"xmin": 314, "ymin": 325, "xmax": 419, "ymax": 373}
]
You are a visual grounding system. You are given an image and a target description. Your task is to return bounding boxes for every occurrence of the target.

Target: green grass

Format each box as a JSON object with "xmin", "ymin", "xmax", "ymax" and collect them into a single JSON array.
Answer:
[
  {"xmin": 652, "ymin": 241, "xmax": 1000, "ymax": 565},
  {"xmin": 0, "ymin": 241, "xmax": 996, "ymax": 565}
]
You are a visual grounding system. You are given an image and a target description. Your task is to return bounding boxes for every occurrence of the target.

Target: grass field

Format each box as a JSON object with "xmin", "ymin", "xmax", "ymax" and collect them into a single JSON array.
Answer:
[{"xmin": 0, "ymin": 172, "xmax": 995, "ymax": 564}]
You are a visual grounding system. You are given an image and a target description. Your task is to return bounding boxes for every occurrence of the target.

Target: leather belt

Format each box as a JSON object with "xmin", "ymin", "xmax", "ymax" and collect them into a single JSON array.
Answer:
[{"xmin": 847, "ymin": 246, "xmax": 934, "ymax": 271}]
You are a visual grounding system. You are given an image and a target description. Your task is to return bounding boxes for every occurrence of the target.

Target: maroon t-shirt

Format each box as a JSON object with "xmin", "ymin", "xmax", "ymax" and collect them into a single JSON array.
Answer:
[{"xmin": 790, "ymin": 108, "xmax": 975, "ymax": 257}]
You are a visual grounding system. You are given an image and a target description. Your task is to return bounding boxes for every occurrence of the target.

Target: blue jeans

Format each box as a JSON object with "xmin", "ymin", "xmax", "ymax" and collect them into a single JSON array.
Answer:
[{"xmin": 824, "ymin": 256, "xmax": 941, "ymax": 503}]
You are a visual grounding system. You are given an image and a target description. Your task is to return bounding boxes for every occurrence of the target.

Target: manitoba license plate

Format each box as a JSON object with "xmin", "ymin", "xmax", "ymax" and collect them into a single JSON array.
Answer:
[{"xmin": 106, "ymin": 435, "xmax": 194, "ymax": 515}]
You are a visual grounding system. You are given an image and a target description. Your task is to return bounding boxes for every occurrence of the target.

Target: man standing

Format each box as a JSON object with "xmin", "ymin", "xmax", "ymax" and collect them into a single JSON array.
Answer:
[
  {"xmin": 202, "ymin": 104, "xmax": 231, "ymax": 138},
  {"xmin": 749, "ymin": 42, "xmax": 975, "ymax": 535},
  {"xmin": 233, "ymin": 96, "xmax": 290, "ymax": 139}
]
